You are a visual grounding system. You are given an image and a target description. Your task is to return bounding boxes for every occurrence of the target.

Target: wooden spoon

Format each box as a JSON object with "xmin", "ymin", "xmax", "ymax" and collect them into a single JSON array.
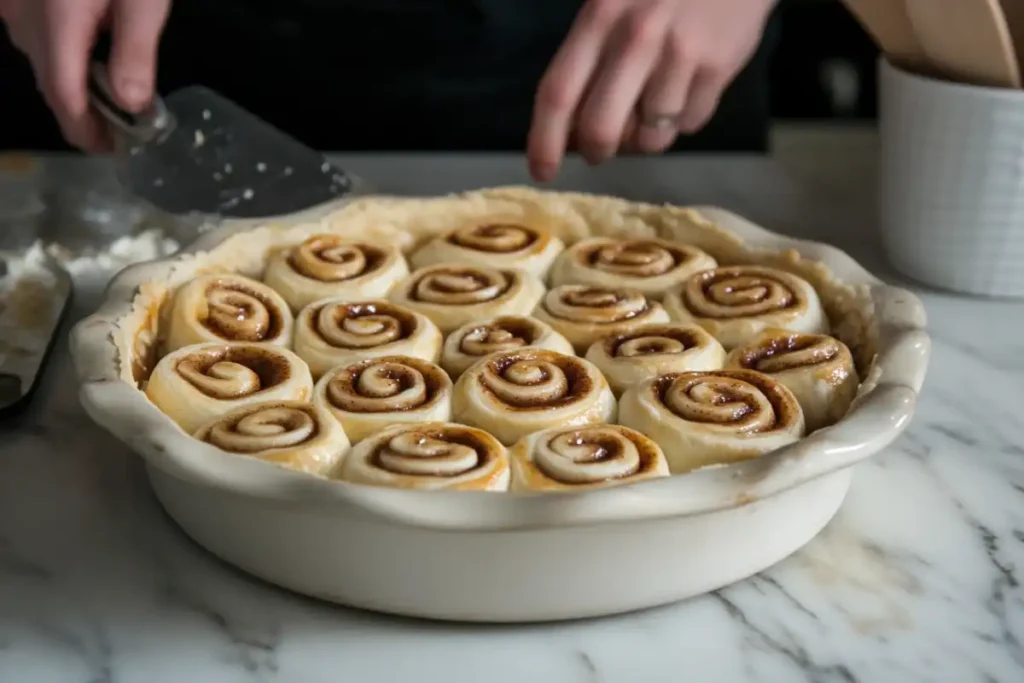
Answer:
[
  {"xmin": 840, "ymin": 0, "xmax": 928, "ymax": 70},
  {"xmin": 904, "ymin": 0, "xmax": 1020, "ymax": 87}
]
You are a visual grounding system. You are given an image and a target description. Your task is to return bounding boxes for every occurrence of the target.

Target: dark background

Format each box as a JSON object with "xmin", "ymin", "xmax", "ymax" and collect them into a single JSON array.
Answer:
[{"xmin": 0, "ymin": 0, "xmax": 878, "ymax": 152}]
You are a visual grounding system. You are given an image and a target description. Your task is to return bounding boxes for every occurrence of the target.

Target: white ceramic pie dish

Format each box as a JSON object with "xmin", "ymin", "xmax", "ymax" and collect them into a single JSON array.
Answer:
[{"xmin": 70, "ymin": 187, "xmax": 930, "ymax": 622}]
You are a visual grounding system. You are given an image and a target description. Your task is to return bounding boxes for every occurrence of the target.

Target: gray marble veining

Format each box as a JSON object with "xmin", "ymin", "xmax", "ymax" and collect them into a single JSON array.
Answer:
[{"xmin": 1, "ymin": 127, "xmax": 1022, "ymax": 682}]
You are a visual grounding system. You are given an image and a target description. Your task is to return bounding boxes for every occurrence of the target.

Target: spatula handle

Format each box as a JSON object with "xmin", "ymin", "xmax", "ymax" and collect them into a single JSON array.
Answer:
[{"xmin": 87, "ymin": 62, "xmax": 174, "ymax": 143}]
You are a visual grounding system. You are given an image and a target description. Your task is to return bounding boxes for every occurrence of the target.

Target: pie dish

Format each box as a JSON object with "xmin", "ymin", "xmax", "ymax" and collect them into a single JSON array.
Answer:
[{"xmin": 71, "ymin": 186, "xmax": 930, "ymax": 622}]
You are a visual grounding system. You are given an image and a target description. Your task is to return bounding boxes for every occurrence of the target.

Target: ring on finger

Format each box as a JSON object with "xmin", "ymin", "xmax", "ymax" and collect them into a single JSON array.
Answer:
[{"xmin": 638, "ymin": 111, "xmax": 680, "ymax": 130}]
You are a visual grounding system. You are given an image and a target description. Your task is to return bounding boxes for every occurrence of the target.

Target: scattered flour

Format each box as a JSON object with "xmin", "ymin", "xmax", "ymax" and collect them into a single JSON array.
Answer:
[
  {"xmin": 0, "ymin": 229, "xmax": 180, "ymax": 398},
  {"xmin": 45, "ymin": 229, "xmax": 181, "ymax": 293}
]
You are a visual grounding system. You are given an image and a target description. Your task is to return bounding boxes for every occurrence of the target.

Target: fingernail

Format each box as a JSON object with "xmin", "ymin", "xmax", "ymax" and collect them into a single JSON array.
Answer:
[{"xmin": 117, "ymin": 78, "xmax": 150, "ymax": 111}]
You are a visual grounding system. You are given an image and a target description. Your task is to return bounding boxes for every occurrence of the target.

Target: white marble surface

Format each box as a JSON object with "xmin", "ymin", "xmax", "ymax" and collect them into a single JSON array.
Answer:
[{"xmin": 3, "ymin": 127, "xmax": 1024, "ymax": 683}]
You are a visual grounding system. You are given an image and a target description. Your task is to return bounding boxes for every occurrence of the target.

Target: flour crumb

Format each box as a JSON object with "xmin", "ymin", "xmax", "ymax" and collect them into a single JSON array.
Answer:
[{"xmin": 47, "ymin": 229, "xmax": 180, "ymax": 292}]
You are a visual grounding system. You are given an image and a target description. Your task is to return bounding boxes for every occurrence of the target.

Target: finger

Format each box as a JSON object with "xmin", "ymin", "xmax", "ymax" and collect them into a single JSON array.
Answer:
[
  {"xmin": 527, "ymin": 0, "xmax": 620, "ymax": 182},
  {"xmin": 676, "ymin": 66, "xmax": 729, "ymax": 134},
  {"xmin": 575, "ymin": 8, "xmax": 667, "ymax": 165},
  {"xmin": 41, "ymin": 1, "xmax": 110, "ymax": 151},
  {"xmin": 109, "ymin": 0, "xmax": 171, "ymax": 112},
  {"xmin": 620, "ymin": 112, "xmax": 639, "ymax": 152},
  {"xmin": 635, "ymin": 38, "xmax": 694, "ymax": 154}
]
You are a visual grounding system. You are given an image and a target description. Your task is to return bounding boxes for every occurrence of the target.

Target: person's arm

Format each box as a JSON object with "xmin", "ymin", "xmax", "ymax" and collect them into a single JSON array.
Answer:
[
  {"xmin": 527, "ymin": 0, "xmax": 778, "ymax": 181},
  {"xmin": 0, "ymin": 0, "xmax": 170, "ymax": 151}
]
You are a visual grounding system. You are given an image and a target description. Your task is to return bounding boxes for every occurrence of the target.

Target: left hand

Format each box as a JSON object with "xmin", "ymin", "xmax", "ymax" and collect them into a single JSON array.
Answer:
[{"xmin": 527, "ymin": 0, "xmax": 777, "ymax": 181}]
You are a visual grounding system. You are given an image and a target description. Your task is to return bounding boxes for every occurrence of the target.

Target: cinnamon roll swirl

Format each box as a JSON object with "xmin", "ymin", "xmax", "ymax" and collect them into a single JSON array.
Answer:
[
  {"xmin": 388, "ymin": 265, "xmax": 545, "ymax": 334},
  {"xmin": 550, "ymin": 237, "xmax": 717, "ymax": 297},
  {"xmin": 164, "ymin": 274, "xmax": 294, "ymax": 353},
  {"xmin": 194, "ymin": 401, "xmax": 349, "ymax": 475},
  {"xmin": 145, "ymin": 342, "xmax": 314, "ymax": 434},
  {"xmin": 263, "ymin": 235, "xmax": 409, "ymax": 312},
  {"xmin": 664, "ymin": 265, "xmax": 829, "ymax": 350},
  {"xmin": 509, "ymin": 424, "xmax": 669, "ymax": 492},
  {"xmin": 452, "ymin": 348, "xmax": 616, "ymax": 446},
  {"xmin": 336, "ymin": 422, "xmax": 510, "ymax": 491},
  {"xmin": 440, "ymin": 315, "xmax": 574, "ymax": 379},
  {"xmin": 584, "ymin": 322, "xmax": 727, "ymax": 396},
  {"xmin": 410, "ymin": 218, "xmax": 565, "ymax": 279},
  {"xmin": 294, "ymin": 299, "xmax": 442, "ymax": 379},
  {"xmin": 725, "ymin": 328, "xmax": 859, "ymax": 432},
  {"xmin": 619, "ymin": 369, "xmax": 805, "ymax": 473},
  {"xmin": 313, "ymin": 355, "xmax": 453, "ymax": 442},
  {"xmin": 532, "ymin": 284, "xmax": 670, "ymax": 353}
]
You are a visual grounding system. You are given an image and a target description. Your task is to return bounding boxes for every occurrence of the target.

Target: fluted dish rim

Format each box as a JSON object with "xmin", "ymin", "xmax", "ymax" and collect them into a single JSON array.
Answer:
[{"xmin": 70, "ymin": 186, "xmax": 930, "ymax": 531}]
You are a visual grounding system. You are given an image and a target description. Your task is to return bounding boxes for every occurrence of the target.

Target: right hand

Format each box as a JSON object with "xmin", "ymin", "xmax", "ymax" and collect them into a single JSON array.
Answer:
[{"xmin": 0, "ymin": 0, "xmax": 171, "ymax": 152}]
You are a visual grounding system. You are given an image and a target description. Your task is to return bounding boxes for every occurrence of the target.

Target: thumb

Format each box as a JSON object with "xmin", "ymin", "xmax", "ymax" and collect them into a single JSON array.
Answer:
[{"xmin": 107, "ymin": 0, "xmax": 170, "ymax": 112}]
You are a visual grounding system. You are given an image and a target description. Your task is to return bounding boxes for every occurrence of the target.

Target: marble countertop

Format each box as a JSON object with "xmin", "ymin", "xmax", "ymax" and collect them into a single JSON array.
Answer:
[{"xmin": 3, "ymin": 126, "xmax": 1023, "ymax": 683}]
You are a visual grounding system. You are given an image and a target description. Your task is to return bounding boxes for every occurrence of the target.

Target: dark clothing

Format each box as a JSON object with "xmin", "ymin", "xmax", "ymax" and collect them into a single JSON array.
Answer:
[
  {"xmin": 0, "ymin": 1, "xmax": 777, "ymax": 152},
  {"xmin": 157, "ymin": 0, "xmax": 777, "ymax": 152}
]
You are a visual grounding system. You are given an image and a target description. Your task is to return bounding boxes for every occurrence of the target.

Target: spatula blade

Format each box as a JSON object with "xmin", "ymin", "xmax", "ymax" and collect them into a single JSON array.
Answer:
[{"xmin": 116, "ymin": 86, "xmax": 355, "ymax": 218}]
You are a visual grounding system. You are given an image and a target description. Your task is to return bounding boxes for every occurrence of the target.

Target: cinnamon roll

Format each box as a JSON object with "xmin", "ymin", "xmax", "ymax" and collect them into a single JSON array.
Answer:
[
  {"xmin": 725, "ymin": 328, "xmax": 859, "ymax": 432},
  {"xmin": 164, "ymin": 274, "xmax": 294, "ymax": 353},
  {"xmin": 509, "ymin": 424, "xmax": 669, "ymax": 492},
  {"xmin": 531, "ymin": 284, "xmax": 670, "ymax": 354},
  {"xmin": 145, "ymin": 342, "xmax": 314, "ymax": 434},
  {"xmin": 194, "ymin": 400, "xmax": 349, "ymax": 475},
  {"xmin": 313, "ymin": 355, "xmax": 452, "ymax": 442},
  {"xmin": 664, "ymin": 265, "xmax": 829, "ymax": 350},
  {"xmin": 618, "ymin": 369, "xmax": 805, "ymax": 474},
  {"xmin": 584, "ymin": 323, "xmax": 727, "ymax": 396},
  {"xmin": 263, "ymin": 235, "xmax": 409, "ymax": 312},
  {"xmin": 294, "ymin": 299, "xmax": 442, "ymax": 379},
  {"xmin": 452, "ymin": 348, "xmax": 616, "ymax": 446},
  {"xmin": 335, "ymin": 422, "xmax": 510, "ymax": 491},
  {"xmin": 440, "ymin": 315, "xmax": 574, "ymax": 379},
  {"xmin": 550, "ymin": 237, "xmax": 717, "ymax": 297},
  {"xmin": 388, "ymin": 265, "xmax": 545, "ymax": 334},
  {"xmin": 409, "ymin": 218, "xmax": 565, "ymax": 279}
]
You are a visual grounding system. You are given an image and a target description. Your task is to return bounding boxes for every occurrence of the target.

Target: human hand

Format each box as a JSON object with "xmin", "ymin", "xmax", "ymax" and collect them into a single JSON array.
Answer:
[
  {"xmin": 0, "ymin": 0, "xmax": 171, "ymax": 152},
  {"xmin": 527, "ymin": 0, "xmax": 777, "ymax": 181}
]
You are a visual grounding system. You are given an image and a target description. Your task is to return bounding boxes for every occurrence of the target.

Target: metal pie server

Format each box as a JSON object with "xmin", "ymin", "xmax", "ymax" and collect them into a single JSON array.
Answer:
[{"xmin": 87, "ymin": 63, "xmax": 357, "ymax": 219}]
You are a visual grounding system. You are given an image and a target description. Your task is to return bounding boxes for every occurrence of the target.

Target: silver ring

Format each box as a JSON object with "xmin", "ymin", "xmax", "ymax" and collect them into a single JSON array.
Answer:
[{"xmin": 639, "ymin": 112, "xmax": 680, "ymax": 130}]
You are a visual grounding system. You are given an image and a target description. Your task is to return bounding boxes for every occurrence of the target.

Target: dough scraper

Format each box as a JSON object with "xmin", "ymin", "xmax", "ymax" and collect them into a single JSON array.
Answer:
[{"xmin": 87, "ymin": 63, "xmax": 356, "ymax": 219}]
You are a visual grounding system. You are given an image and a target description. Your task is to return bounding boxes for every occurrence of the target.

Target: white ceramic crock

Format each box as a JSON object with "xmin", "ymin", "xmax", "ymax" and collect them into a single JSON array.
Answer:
[
  {"xmin": 879, "ymin": 58, "xmax": 1024, "ymax": 298},
  {"xmin": 70, "ymin": 192, "xmax": 930, "ymax": 622}
]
